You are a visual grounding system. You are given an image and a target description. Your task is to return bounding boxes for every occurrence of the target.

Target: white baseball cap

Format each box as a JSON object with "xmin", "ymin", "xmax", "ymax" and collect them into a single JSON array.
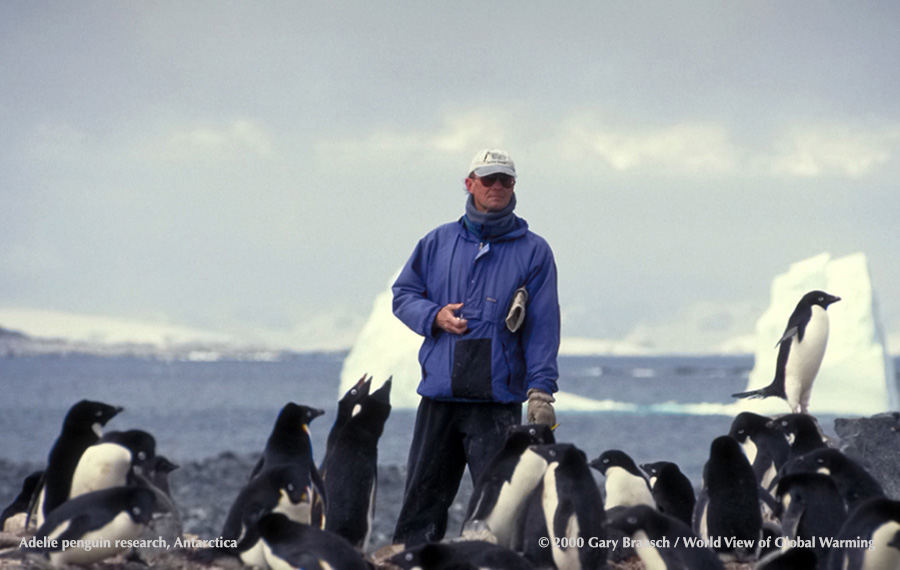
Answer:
[{"xmin": 468, "ymin": 148, "xmax": 516, "ymax": 178}]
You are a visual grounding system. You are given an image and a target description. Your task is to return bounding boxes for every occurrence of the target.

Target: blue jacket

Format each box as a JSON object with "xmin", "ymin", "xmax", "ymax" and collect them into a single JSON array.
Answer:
[{"xmin": 392, "ymin": 216, "xmax": 560, "ymax": 403}]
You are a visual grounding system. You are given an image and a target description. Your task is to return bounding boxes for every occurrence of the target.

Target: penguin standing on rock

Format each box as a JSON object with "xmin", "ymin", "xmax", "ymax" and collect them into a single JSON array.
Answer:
[{"xmin": 733, "ymin": 290, "xmax": 841, "ymax": 414}]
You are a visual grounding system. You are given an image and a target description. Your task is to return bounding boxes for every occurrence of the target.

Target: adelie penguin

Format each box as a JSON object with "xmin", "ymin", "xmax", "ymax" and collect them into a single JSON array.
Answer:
[
  {"xmin": 322, "ymin": 377, "xmax": 392, "ymax": 553},
  {"xmin": 728, "ymin": 411, "xmax": 791, "ymax": 491},
  {"xmin": 461, "ymin": 423, "xmax": 554, "ymax": 549},
  {"xmin": 29, "ymin": 400, "xmax": 124, "ymax": 528},
  {"xmin": 589, "ymin": 449, "xmax": 656, "ymax": 512},
  {"xmin": 640, "ymin": 460, "xmax": 696, "ymax": 527},
  {"xmin": 256, "ymin": 513, "xmax": 371, "ymax": 570},
  {"xmin": 733, "ymin": 290, "xmax": 841, "ymax": 414},
  {"xmin": 23, "ymin": 486, "xmax": 156, "ymax": 568}
]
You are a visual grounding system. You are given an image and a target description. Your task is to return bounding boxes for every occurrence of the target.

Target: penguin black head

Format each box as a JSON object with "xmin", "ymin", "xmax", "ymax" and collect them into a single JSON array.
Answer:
[
  {"xmin": 507, "ymin": 422, "xmax": 555, "ymax": 445},
  {"xmin": 370, "ymin": 376, "xmax": 392, "ymax": 404},
  {"xmin": 607, "ymin": 504, "xmax": 658, "ymax": 534},
  {"xmin": 728, "ymin": 412, "xmax": 773, "ymax": 442},
  {"xmin": 768, "ymin": 414, "xmax": 826, "ymax": 451},
  {"xmin": 531, "ymin": 443, "xmax": 583, "ymax": 466},
  {"xmin": 801, "ymin": 290, "xmax": 841, "ymax": 310},
  {"xmin": 125, "ymin": 487, "xmax": 157, "ymax": 525},
  {"xmin": 101, "ymin": 430, "xmax": 157, "ymax": 473},
  {"xmin": 256, "ymin": 512, "xmax": 294, "ymax": 543},
  {"xmin": 278, "ymin": 402, "xmax": 325, "ymax": 428},
  {"xmin": 65, "ymin": 400, "xmax": 123, "ymax": 435},
  {"xmin": 589, "ymin": 449, "xmax": 642, "ymax": 477}
]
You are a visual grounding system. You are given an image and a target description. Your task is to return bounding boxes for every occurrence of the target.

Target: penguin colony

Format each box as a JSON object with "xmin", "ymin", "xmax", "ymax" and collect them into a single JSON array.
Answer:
[{"xmin": 1, "ymin": 290, "xmax": 899, "ymax": 569}]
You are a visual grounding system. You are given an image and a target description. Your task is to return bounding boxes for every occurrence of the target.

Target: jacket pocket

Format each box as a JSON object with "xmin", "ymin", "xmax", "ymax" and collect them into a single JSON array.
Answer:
[{"xmin": 451, "ymin": 338, "xmax": 493, "ymax": 400}]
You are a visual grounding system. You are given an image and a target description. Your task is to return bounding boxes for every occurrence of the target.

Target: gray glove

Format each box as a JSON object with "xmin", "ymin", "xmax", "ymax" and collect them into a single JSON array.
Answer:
[
  {"xmin": 526, "ymin": 388, "xmax": 556, "ymax": 426},
  {"xmin": 506, "ymin": 287, "xmax": 528, "ymax": 333}
]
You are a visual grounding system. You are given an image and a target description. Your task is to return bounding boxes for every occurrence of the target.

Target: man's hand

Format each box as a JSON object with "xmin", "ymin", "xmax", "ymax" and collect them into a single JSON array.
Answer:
[
  {"xmin": 434, "ymin": 302, "xmax": 468, "ymax": 334},
  {"xmin": 526, "ymin": 388, "xmax": 556, "ymax": 426}
]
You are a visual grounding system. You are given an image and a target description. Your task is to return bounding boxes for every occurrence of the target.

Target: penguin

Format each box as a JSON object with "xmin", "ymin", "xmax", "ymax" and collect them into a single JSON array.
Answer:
[
  {"xmin": 589, "ymin": 449, "xmax": 655, "ymax": 511},
  {"xmin": 27, "ymin": 486, "xmax": 156, "ymax": 568},
  {"xmin": 732, "ymin": 290, "xmax": 840, "ymax": 414},
  {"xmin": 388, "ymin": 539, "xmax": 534, "ymax": 570},
  {"xmin": 527, "ymin": 443, "xmax": 606, "ymax": 570},
  {"xmin": 783, "ymin": 447, "xmax": 885, "ymax": 514},
  {"xmin": 1, "ymin": 470, "xmax": 42, "ymax": 531},
  {"xmin": 69, "ymin": 429, "xmax": 157, "ymax": 499},
  {"xmin": 219, "ymin": 464, "xmax": 312, "ymax": 568},
  {"xmin": 461, "ymin": 423, "xmax": 554, "ymax": 548},
  {"xmin": 640, "ymin": 461, "xmax": 696, "ymax": 527},
  {"xmin": 728, "ymin": 411, "xmax": 791, "ymax": 491},
  {"xmin": 607, "ymin": 505, "xmax": 725, "ymax": 570},
  {"xmin": 694, "ymin": 435, "xmax": 761, "ymax": 563},
  {"xmin": 313, "ymin": 376, "xmax": 372, "ymax": 529},
  {"xmin": 323, "ymin": 377, "xmax": 391, "ymax": 552},
  {"xmin": 146, "ymin": 455, "xmax": 179, "ymax": 497},
  {"xmin": 249, "ymin": 402, "xmax": 326, "ymax": 523},
  {"xmin": 774, "ymin": 472, "xmax": 847, "ymax": 564},
  {"xmin": 321, "ymin": 373, "xmax": 372, "ymax": 474},
  {"xmin": 826, "ymin": 497, "xmax": 900, "ymax": 570},
  {"xmin": 251, "ymin": 402, "xmax": 325, "ymax": 479},
  {"xmin": 769, "ymin": 413, "xmax": 830, "ymax": 467},
  {"xmin": 32, "ymin": 400, "xmax": 124, "ymax": 526},
  {"xmin": 256, "ymin": 513, "xmax": 371, "ymax": 570}
]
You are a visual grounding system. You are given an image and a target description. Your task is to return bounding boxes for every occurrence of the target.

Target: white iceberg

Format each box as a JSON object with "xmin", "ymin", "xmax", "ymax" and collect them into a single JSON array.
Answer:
[{"xmin": 737, "ymin": 252, "xmax": 897, "ymax": 416}]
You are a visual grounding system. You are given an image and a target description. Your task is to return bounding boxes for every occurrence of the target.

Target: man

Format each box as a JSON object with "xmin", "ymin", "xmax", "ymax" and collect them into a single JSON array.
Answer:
[{"xmin": 391, "ymin": 148, "xmax": 561, "ymax": 546}]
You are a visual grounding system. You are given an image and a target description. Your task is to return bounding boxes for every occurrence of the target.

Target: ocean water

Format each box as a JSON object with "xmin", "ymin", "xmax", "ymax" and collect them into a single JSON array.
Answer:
[{"xmin": 0, "ymin": 352, "xmax": 849, "ymax": 503}]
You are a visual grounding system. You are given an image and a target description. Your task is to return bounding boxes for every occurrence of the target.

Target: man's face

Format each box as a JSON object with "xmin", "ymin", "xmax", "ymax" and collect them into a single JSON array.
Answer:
[{"xmin": 465, "ymin": 173, "xmax": 516, "ymax": 213}]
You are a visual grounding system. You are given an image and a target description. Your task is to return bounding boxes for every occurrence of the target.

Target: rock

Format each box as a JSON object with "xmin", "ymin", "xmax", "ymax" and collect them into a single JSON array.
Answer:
[{"xmin": 834, "ymin": 412, "xmax": 900, "ymax": 501}]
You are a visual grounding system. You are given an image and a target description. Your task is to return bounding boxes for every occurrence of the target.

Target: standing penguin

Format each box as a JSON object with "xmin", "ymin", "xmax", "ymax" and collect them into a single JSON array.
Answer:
[
  {"xmin": 249, "ymin": 402, "xmax": 326, "ymax": 523},
  {"xmin": 32, "ymin": 400, "xmax": 124, "ymax": 526},
  {"xmin": 461, "ymin": 423, "xmax": 554, "ymax": 549},
  {"xmin": 323, "ymin": 377, "xmax": 392, "ymax": 552},
  {"xmin": 729, "ymin": 411, "xmax": 791, "ymax": 491},
  {"xmin": 528, "ymin": 443, "xmax": 606, "ymax": 570},
  {"xmin": 27, "ymin": 486, "xmax": 156, "ymax": 568},
  {"xmin": 694, "ymin": 436, "xmax": 762, "ymax": 563},
  {"xmin": 733, "ymin": 290, "xmax": 840, "ymax": 414},
  {"xmin": 640, "ymin": 461, "xmax": 696, "ymax": 527},
  {"xmin": 589, "ymin": 449, "xmax": 655, "ymax": 512}
]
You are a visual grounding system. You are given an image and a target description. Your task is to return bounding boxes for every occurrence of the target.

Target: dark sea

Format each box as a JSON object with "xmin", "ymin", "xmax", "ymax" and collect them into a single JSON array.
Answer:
[{"xmin": 1, "ymin": 353, "xmax": 861, "ymax": 510}]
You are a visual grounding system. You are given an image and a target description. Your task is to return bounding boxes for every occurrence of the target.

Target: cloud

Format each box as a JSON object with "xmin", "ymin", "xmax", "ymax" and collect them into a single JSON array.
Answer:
[
  {"xmin": 768, "ymin": 124, "xmax": 899, "ymax": 178},
  {"xmin": 151, "ymin": 119, "xmax": 275, "ymax": 162},
  {"xmin": 556, "ymin": 117, "xmax": 739, "ymax": 175},
  {"xmin": 313, "ymin": 107, "xmax": 513, "ymax": 165}
]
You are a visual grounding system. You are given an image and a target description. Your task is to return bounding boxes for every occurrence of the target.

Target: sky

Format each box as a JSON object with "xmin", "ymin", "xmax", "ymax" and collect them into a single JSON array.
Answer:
[{"xmin": 2, "ymin": 1, "xmax": 899, "ymax": 354}]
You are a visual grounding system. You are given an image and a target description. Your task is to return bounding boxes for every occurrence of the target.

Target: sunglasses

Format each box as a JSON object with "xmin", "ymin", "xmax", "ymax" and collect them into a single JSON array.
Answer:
[{"xmin": 475, "ymin": 174, "xmax": 516, "ymax": 189}]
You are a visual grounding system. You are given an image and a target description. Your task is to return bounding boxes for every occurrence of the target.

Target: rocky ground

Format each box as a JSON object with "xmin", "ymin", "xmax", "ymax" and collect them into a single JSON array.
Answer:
[{"xmin": 1, "ymin": 413, "xmax": 897, "ymax": 568}]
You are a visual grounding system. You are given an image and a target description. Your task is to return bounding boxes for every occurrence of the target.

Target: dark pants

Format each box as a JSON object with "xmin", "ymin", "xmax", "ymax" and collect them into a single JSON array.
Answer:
[{"xmin": 392, "ymin": 397, "xmax": 521, "ymax": 546}]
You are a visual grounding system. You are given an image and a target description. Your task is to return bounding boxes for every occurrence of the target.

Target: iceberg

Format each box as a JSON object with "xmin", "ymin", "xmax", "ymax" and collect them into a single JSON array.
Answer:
[{"xmin": 736, "ymin": 252, "xmax": 897, "ymax": 416}]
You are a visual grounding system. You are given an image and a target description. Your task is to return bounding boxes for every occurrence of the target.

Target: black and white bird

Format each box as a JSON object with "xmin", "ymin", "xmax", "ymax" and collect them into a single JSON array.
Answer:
[{"xmin": 733, "ymin": 290, "xmax": 841, "ymax": 414}]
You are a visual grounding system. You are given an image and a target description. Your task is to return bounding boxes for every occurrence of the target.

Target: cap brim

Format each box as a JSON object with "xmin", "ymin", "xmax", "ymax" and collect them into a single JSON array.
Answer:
[{"xmin": 473, "ymin": 165, "xmax": 517, "ymax": 177}]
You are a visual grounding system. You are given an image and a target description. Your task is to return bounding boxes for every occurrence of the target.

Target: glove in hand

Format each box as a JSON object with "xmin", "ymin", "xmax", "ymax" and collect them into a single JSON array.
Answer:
[{"xmin": 526, "ymin": 388, "xmax": 556, "ymax": 426}]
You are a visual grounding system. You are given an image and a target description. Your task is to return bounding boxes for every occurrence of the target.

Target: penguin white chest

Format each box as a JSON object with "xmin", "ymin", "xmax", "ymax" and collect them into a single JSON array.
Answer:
[{"xmin": 784, "ymin": 306, "xmax": 829, "ymax": 412}]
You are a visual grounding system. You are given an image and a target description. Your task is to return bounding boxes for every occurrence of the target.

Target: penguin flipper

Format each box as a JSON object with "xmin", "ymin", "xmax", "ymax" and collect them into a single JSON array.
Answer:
[{"xmin": 775, "ymin": 326, "xmax": 798, "ymax": 348}]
